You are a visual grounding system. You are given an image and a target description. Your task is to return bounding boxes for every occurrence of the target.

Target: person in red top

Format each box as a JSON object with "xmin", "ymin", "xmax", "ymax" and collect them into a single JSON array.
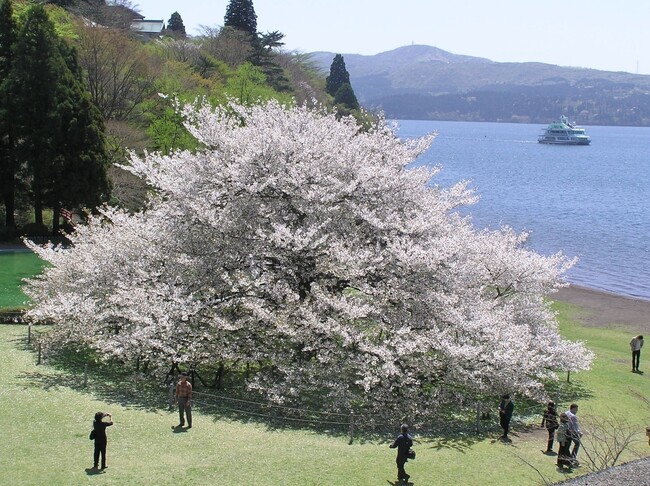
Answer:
[{"xmin": 175, "ymin": 372, "xmax": 193, "ymax": 429}]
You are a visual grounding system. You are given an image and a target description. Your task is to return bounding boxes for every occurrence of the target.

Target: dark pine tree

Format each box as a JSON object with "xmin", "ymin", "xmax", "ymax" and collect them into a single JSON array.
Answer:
[
  {"xmin": 0, "ymin": 0, "xmax": 17, "ymax": 231},
  {"xmin": 46, "ymin": 40, "xmax": 110, "ymax": 234},
  {"xmin": 224, "ymin": 0, "xmax": 257, "ymax": 35},
  {"xmin": 326, "ymin": 54, "xmax": 351, "ymax": 97},
  {"xmin": 6, "ymin": 4, "xmax": 109, "ymax": 231},
  {"xmin": 334, "ymin": 83, "xmax": 360, "ymax": 111},
  {"xmin": 166, "ymin": 11, "xmax": 186, "ymax": 38}
]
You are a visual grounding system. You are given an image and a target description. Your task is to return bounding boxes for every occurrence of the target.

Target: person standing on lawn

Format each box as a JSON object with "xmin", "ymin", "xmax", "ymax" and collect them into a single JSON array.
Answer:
[
  {"xmin": 389, "ymin": 424, "xmax": 413, "ymax": 483},
  {"xmin": 498, "ymin": 394, "xmax": 515, "ymax": 440},
  {"xmin": 92, "ymin": 412, "xmax": 113, "ymax": 470},
  {"xmin": 630, "ymin": 335, "xmax": 644, "ymax": 371},
  {"xmin": 556, "ymin": 413, "xmax": 573, "ymax": 469},
  {"xmin": 541, "ymin": 401, "xmax": 559, "ymax": 454},
  {"xmin": 175, "ymin": 371, "xmax": 193, "ymax": 428},
  {"xmin": 565, "ymin": 403, "xmax": 582, "ymax": 461}
]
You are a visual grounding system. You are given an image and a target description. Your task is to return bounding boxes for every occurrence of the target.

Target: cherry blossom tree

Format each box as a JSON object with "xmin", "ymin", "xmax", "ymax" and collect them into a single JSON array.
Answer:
[{"xmin": 24, "ymin": 100, "xmax": 593, "ymax": 422}]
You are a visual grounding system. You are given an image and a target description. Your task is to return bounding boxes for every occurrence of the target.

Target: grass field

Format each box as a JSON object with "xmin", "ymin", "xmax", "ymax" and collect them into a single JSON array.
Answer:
[
  {"xmin": 0, "ymin": 250, "xmax": 44, "ymax": 310},
  {"xmin": 1, "ymin": 302, "xmax": 649, "ymax": 485}
]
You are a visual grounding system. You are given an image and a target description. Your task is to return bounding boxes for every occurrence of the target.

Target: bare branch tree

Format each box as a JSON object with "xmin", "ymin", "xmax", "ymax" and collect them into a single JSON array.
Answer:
[
  {"xmin": 579, "ymin": 412, "xmax": 641, "ymax": 472},
  {"xmin": 75, "ymin": 23, "xmax": 156, "ymax": 120}
]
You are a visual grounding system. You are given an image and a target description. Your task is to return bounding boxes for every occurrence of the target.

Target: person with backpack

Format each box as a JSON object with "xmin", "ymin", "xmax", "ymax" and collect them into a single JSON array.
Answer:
[{"xmin": 389, "ymin": 423, "xmax": 413, "ymax": 483}]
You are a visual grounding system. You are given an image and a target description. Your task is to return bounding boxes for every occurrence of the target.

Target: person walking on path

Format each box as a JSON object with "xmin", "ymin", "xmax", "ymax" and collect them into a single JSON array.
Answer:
[
  {"xmin": 389, "ymin": 424, "xmax": 413, "ymax": 483},
  {"xmin": 175, "ymin": 372, "xmax": 193, "ymax": 428},
  {"xmin": 541, "ymin": 401, "xmax": 559, "ymax": 454},
  {"xmin": 630, "ymin": 335, "xmax": 644, "ymax": 371},
  {"xmin": 92, "ymin": 412, "xmax": 113, "ymax": 470},
  {"xmin": 498, "ymin": 394, "xmax": 515, "ymax": 440},
  {"xmin": 556, "ymin": 413, "xmax": 573, "ymax": 469},
  {"xmin": 565, "ymin": 403, "xmax": 582, "ymax": 462}
]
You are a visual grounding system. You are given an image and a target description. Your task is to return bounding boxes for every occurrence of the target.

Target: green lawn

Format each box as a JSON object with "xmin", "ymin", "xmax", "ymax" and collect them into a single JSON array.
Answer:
[
  {"xmin": 1, "ymin": 309, "xmax": 649, "ymax": 485},
  {"xmin": 0, "ymin": 250, "xmax": 44, "ymax": 310}
]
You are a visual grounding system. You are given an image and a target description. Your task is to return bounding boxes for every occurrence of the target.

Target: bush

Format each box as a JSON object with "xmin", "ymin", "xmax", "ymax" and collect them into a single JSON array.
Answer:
[{"xmin": 21, "ymin": 223, "xmax": 49, "ymax": 237}]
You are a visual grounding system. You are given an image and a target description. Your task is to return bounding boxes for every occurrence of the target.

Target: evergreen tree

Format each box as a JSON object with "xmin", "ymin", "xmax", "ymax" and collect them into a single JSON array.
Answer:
[
  {"xmin": 0, "ymin": 0, "xmax": 17, "ymax": 231},
  {"xmin": 166, "ymin": 11, "xmax": 186, "ymax": 38},
  {"xmin": 333, "ymin": 83, "xmax": 360, "ymax": 111},
  {"xmin": 224, "ymin": 0, "xmax": 257, "ymax": 35},
  {"xmin": 6, "ymin": 4, "xmax": 109, "ymax": 230},
  {"xmin": 46, "ymin": 40, "xmax": 110, "ymax": 234},
  {"xmin": 326, "ymin": 54, "xmax": 351, "ymax": 97}
]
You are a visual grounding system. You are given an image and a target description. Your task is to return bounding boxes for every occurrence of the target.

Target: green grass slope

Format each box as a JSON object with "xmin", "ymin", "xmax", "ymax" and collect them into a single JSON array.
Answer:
[{"xmin": 0, "ymin": 305, "xmax": 648, "ymax": 485}]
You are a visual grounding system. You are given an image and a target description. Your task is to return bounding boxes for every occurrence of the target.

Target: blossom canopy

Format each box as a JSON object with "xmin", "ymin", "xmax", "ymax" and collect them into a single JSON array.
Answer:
[{"xmin": 24, "ymin": 100, "xmax": 593, "ymax": 421}]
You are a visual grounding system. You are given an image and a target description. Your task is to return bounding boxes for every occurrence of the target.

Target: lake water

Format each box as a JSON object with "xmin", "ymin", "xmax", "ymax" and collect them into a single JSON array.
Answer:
[{"xmin": 396, "ymin": 120, "xmax": 650, "ymax": 301}]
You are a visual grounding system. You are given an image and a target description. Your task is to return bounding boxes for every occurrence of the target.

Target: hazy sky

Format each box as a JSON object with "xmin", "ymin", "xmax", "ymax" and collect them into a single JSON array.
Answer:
[{"xmin": 132, "ymin": 0, "xmax": 650, "ymax": 75}]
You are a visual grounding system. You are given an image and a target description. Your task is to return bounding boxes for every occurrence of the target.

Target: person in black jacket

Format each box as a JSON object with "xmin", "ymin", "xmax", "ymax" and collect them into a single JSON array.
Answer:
[
  {"xmin": 498, "ymin": 394, "xmax": 514, "ymax": 440},
  {"xmin": 92, "ymin": 412, "xmax": 113, "ymax": 470},
  {"xmin": 541, "ymin": 400, "xmax": 559, "ymax": 454},
  {"xmin": 389, "ymin": 423, "xmax": 413, "ymax": 483}
]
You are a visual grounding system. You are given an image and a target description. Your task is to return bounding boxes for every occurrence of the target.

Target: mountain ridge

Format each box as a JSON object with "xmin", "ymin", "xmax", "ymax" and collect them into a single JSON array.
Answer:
[{"xmin": 309, "ymin": 45, "xmax": 650, "ymax": 125}]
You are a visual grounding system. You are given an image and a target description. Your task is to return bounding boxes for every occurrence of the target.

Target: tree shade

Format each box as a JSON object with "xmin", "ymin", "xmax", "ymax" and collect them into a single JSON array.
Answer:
[{"xmin": 25, "ymin": 100, "xmax": 593, "ymax": 423}]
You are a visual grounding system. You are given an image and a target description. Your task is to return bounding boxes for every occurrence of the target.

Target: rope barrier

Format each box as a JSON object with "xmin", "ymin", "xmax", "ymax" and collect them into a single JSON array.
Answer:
[
  {"xmin": 192, "ymin": 390, "xmax": 348, "ymax": 416},
  {"xmin": 191, "ymin": 398, "xmax": 350, "ymax": 425}
]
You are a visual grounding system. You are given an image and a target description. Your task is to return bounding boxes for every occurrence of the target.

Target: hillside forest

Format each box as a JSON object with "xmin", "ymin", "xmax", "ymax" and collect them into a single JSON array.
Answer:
[{"xmin": 0, "ymin": 0, "xmax": 365, "ymax": 238}]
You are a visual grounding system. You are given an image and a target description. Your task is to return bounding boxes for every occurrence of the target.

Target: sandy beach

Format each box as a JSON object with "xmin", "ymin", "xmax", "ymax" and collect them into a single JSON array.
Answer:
[{"xmin": 553, "ymin": 285, "xmax": 650, "ymax": 333}]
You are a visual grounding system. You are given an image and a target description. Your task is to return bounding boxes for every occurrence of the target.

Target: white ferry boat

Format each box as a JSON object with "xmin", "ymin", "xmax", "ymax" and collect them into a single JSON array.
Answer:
[{"xmin": 538, "ymin": 116, "xmax": 591, "ymax": 145}]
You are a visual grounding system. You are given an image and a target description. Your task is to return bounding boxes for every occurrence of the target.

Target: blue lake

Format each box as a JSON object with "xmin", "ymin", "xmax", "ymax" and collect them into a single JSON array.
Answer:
[{"xmin": 396, "ymin": 120, "xmax": 650, "ymax": 301}]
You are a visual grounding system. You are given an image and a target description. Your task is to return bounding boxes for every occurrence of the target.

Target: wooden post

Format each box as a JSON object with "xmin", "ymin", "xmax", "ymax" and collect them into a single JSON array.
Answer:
[
  {"xmin": 566, "ymin": 370, "xmax": 571, "ymax": 383},
  {"xmin": 37, "ymin": 342, "xmax": 42, "ymax": 365},
  {"xmin": 28, "ymin": 323, "xmax": 32, "ymax": 344},
  {"xmin": 348, "ymin": 412, "xmax": 355, "ymax": 445},
  {"xmin": 84, "ymin": 364, "xmax": 88, "ymax": 388},
  {"xmin": 476, "ymin": 402, "xmax": 481, "ymax": 434}
]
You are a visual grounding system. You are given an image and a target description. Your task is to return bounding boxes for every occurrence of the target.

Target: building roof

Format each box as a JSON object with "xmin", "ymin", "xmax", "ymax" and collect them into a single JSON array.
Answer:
[{"xmin": 131, "ymin": 19, "xmax": 164, "ymax": 35}]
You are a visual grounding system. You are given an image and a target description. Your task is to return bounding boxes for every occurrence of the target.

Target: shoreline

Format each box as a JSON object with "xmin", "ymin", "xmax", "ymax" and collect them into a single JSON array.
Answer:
[{"xmin": 552, "ymin": 284, "xmax": 649, "ymax": 332}]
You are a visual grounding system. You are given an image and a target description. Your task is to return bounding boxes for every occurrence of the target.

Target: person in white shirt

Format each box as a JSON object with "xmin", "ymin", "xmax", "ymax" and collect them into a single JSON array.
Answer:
[
  {"xmin": 630, "ymin": 335, "xmax": 644, "ymax": 372},
  {"xmin": 565, "ymin": 403, "xmax": 582, "ymax": 460}
]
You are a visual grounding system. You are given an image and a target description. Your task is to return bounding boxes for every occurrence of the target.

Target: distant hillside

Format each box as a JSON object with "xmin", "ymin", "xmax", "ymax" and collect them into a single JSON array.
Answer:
[{"xmin": 310, "ymin": 45, "xmax": 650, "ymax": 125}]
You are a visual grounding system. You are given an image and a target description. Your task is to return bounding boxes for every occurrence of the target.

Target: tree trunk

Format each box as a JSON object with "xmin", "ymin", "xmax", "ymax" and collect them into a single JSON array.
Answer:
[
  {"xmin": 52, "ymin": 204, "xmax": 60, "ymax": 235},
  {"xmin": 2, "ymin": 180, "xmax": 16, "ymax": 230}
]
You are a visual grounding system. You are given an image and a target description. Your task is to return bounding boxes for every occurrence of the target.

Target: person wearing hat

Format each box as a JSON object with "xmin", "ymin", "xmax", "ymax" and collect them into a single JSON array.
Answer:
[
  {"xmin": 175, "ymin": 372, "xmax": 193, "ymax": 428},
  {"xmin": 92, "ymin": 411, "xmax": 113, "ymax": 470}
]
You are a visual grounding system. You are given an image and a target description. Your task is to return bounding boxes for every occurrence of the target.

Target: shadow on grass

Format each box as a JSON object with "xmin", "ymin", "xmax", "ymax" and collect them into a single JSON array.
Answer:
[
  {"xmin": 10, "ymin": 334, "xmax": 594, "ymax": 446},
  {"xmin": 420, "ymin": 430, "xmax": 495, "ymax": 453},
  {"xmin": 17, "ymin": 340, "xmax": 170, "ymax": 413},
  {"xmin": 84, "ymin": 467, "xmax": 106, "ymax": 475}
]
